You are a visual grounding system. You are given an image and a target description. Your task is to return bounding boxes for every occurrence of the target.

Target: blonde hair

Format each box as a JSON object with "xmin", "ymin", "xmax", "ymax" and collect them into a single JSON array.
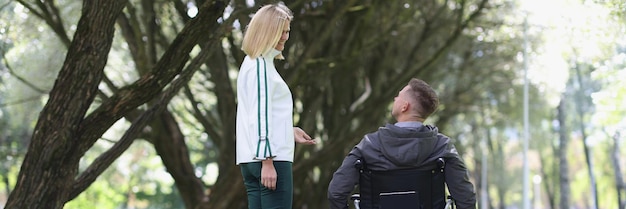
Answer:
[{"xmin": 242, "ymin": 3, "xmax": 293, "ymax": 60}]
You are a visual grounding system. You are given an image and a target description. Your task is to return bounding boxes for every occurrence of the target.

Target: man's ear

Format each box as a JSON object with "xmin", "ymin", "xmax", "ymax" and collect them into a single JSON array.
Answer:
[{"xmin": 402, "ymin": 102, "xmax": 409, "ymax": 112}]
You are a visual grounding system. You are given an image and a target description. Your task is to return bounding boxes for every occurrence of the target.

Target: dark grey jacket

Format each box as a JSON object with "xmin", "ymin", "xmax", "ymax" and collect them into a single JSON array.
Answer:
[{"xmin": 327, "ymin": 123, "xmax": 476, "ymax": 209}]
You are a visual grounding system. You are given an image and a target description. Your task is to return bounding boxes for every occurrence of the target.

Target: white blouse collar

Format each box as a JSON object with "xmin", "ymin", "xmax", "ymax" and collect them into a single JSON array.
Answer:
[{"xmin": 262, "ymin": 48, "xmax": 281, "ymax": 59}]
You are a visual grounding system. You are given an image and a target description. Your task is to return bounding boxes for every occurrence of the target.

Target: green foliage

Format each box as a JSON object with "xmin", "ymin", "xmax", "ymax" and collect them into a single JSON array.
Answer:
[
  {"xmin": 591, "ymin": 50, "xmax": 626, "ymax": 129},
  {"xmin": 2, "ymin": 0, "xmax": 625, "ymax": 208},
  {"xmin": 594, "ymin": 0, "xmax": 626, "ymax": 21},
  {"xmin": 0, "ymin": 2, "xmax": 47, "ymax": 202},
  {"xmin": 67, "ymin": 139, "xmax": 185, "ymax": 208},
  {"xmin": 64, "ymin": 180, "xmax": 126, "ymax": 209}
]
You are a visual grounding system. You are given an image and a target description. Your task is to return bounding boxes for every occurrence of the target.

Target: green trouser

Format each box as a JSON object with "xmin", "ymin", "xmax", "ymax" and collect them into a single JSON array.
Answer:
[{"xmin": 240, "ymin": 161, "xmax": 293, "ymax": 209}]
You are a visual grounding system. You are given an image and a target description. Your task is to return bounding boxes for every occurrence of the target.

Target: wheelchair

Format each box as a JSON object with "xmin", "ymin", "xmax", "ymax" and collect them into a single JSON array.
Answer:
[
  {"xmin": 351, "ymin": 194, "xmax": 455, "ymax": 209},
  {"xmin": 350, "ymin": 158, "xmax": 455, "ymax": 209}
]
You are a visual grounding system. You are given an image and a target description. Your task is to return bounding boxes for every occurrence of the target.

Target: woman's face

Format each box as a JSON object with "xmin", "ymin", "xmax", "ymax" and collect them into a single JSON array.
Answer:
[{"xmin": 274, "ymin": 20, "xmax": 291, "ymax": 51}]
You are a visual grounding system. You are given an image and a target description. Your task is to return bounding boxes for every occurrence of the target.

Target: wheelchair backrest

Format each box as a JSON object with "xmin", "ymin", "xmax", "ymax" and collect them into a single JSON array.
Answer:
[{"xmin": 356, "ymin": 158, "xmax": 446, "ymax": 209}]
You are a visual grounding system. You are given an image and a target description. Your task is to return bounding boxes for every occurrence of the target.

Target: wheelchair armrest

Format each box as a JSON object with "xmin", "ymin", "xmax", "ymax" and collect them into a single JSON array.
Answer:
[
  {"xmin": 445, "ymin": 195, "xmax": 456, "ymax": 209},
  {"xmin": 351, "ymin": 194, "xmax": 360, "ymax": 200}
]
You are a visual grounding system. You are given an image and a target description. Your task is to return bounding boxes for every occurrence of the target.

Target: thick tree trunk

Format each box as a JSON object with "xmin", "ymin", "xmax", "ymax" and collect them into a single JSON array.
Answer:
[
  {"xmin": 557, "ymin": 98, "xmax": 570, "ymax": 209},
  {"xmin": 152, "ymin": 111, "xmax": 206, "ymax": 209},
  {"xmin": 6, "ymin": 1, "xmax": 227, "ymax": 208},
  {"xmin": 4, "ymin": 1, "xmax": 127, "ymax": 208},
  {"xmin": 201, "ymin": 41, "xmax": 247, "ymax": 209}
]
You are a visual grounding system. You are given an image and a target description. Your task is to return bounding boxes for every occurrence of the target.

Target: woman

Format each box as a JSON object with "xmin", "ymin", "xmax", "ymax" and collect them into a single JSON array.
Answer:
[{"xmin": 236, "ymin": 3, "xmax": 316, "ymax": 209}]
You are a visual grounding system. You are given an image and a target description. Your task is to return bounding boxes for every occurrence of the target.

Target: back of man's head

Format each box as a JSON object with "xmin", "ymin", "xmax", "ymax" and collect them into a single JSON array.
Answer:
[{"xmin": 407, "ymin": 78, "xmax": 439, "ymax": 119}]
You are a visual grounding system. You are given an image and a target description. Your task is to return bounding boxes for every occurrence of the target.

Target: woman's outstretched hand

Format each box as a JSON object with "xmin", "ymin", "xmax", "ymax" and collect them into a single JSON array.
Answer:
[{"xmin": 293, "ymin": 127, "xmax": 316, "ymax": 145}]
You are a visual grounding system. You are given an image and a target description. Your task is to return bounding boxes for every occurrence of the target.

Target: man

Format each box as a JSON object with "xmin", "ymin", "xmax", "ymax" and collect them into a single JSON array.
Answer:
[{"xmin": 327, "ymin": 78, "xmax": 476, "ymax": 209}]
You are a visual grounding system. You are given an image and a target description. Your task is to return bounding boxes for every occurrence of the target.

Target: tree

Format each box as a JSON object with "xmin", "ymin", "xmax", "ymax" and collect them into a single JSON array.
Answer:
[
  {"xmin": 574, "ymin": 62, "xmax": 600, "ymax": 209},
  {"xmin": 557, "ymin": 97, "xmax": 571, "ymax": 209},
  {"xmin": 3, "ymin": 0, "xmax": 549, "ymax": 208},
  {"xmin": 5, "ymin": 0, "xmax": 227, "ymax": 208}
]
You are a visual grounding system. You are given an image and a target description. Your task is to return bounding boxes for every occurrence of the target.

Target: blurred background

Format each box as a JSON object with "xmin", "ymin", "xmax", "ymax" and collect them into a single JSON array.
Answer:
[{"xmin": 0, "ymin": 0, "xmax": 624, "ymax": 208}]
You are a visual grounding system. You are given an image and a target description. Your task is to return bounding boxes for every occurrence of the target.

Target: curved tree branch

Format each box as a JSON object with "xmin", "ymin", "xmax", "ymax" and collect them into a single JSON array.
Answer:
[
  {"xmin": 69, "ymin": 38, "xmax": 214, "ymax": 206},
  {"xmin": 75, "ymin": 0, "xmax": 227, "ymax": 158}
]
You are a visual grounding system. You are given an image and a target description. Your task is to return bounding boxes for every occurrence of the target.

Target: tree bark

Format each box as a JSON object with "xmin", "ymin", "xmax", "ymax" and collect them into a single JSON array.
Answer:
[
  {"xmin": 151, "ymin": 111, "xmax": 206, "ymax": 208},
  {"xmin": 5, "ymin": 1, "xmax": 127, "ymax": 208},
  {"xmin": 557, "ymin": 97, "xmax": 570, "ymax": 209},
  {"xmin": 5, "ymin": 0, "xmax": 227, "ymax": 208}
]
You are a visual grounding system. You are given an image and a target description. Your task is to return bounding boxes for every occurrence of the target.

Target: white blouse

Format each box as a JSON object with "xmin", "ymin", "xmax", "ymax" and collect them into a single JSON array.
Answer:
[{"xmin": 236, "ymin": 49, "xmax": 294, "ymax": 164}]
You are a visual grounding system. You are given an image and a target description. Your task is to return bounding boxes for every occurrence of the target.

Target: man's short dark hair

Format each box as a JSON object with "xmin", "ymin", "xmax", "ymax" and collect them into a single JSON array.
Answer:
[{"xmin": 408, "ymin": 78, "xmax": 439, "ymax": 119}]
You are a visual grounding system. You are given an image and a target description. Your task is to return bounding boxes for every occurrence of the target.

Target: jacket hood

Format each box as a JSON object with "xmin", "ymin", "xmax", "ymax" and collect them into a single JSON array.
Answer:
[{"xmin": 370, "ymin": 124, "xmax": 448, "ymax": 167}]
